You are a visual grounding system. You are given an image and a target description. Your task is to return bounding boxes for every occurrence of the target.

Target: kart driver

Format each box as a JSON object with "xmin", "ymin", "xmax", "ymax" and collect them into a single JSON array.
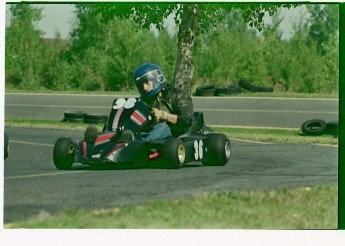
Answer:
[{"xmin": 131, "ymin": 63, "xmax": 194, "ymax": 141}]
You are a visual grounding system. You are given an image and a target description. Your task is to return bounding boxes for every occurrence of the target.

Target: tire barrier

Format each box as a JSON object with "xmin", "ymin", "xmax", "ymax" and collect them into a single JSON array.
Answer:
[
  {"xmin": 195, "ymin": 85, "xmax": 216, "ymax": 96},
  {"xmin": 63, "ymin": 111, "xmax": 87, "ymax": 123},
  {"xmin": 63, "ymin": 111, "xmax": 108, "ymax": 124},
  {"xmin": 84, "ymin": 114, "xmax": 109, "ymax": 124},
  {"xmin": 194, "ymin": 79, "xmax": 273, "ymax": 97},
  {"xmin": 215, "ymin": 85, "xmax": 242, "ymax": 96},
  {"xmin": 301, "ymin": 119, "xmax": 338, "ymax": 136}
]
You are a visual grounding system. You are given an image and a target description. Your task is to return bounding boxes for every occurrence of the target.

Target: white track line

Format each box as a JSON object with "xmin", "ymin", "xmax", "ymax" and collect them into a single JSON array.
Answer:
[
  {"xmin": 5, "ymin": 171, "xmax": 87, "ymax": 180},
  {"xmin": 10, "ymin": 140, "xmax": 53, "ymax": 147}
]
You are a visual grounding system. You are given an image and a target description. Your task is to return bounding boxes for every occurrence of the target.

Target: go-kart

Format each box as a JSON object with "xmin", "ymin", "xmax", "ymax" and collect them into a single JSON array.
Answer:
[{"xmin": 53, "ymin": 97, "xmax": 231, "ymax": 169}]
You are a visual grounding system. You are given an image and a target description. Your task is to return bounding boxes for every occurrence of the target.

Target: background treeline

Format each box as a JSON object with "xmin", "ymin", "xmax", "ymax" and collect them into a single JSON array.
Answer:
[{"xmin": 5, "ymin": 4, "xmax": 339, "ymax": 94}]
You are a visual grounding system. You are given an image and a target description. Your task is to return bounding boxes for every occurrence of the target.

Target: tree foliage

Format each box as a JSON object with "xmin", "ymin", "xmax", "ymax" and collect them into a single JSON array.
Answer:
[
  {"xmin": 5, "ymin": 4, "xmax": 44, "ymax": 89},
  {"xmin": 5, "ymin": 3, "xmax": 339, "ymax": 94},
  {"xmin": 66, "ymin": 10, "xmax": 177, "ymax": 91},
  {"xmin": 306, "ymin": 4, "xmax": 339, "ymax": 55},
  {"xmin": 194, "ymin": 7, "xmax": 338, "ymax": 94},
  {"xmin": 75, "ymin": 2, "xmax": 298, "ymax": 91},
  {"xmin": 5, "ymin": 4, "xmax": 69, "ymax": 90}
]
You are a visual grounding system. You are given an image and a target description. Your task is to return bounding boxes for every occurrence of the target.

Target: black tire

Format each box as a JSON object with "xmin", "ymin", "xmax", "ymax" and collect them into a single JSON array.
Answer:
[
  {"xmin": 215, "ymin": 85, "xmax": 242, "ymax": 96},
  {"xmin": 4, "ymin": 132, "xmax": 9, "ymax": 160},
  {"xmin": 255, "ymin": 86, "xmax": 274, "ymax": 92},
  {"xmin": 202, "ymin": 134, "xmax": 231, "ymax": 166},
  {"xmin": 85, "ymin": 114, "xmax": 108, "ymax": 124},
  {"xmin": 195, "ymin": 85, "xmax": 216, "ymax": 96},
  {"xmin": 214, "ymin": 86, "xmax": 228, "ymax": 96},
  {"xmin": 64, "ymin": 111, "xmax": 87, "ymax": 119},
  {"xmin": 53, "ymin": 137, "xmax": 75, "ymax": 170},
  {"xmin": 162, "ymin": 138, "xmax": 186, "ymax": 169},
  {"xmin": 238, "ymin": 79, "xmax": 256, "ymax": 91},
  {"xmin": 326, "ymin": 121, "xmax": 338, "ymax": 136},
  {"xmin": 301, "ymin": 119, "xmax": 327, "ymax": 136},
  {"xmin": 63, "ymin": 111, "xmax": 87, "ymax": 123},
  {"xmin": 238, "ymin": 79, "xmax": 273, "ymax": 93}
]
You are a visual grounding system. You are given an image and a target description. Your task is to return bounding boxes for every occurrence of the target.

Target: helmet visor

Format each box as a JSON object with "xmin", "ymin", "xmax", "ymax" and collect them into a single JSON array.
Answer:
[{"xmin": 135, "ymin": 69, "xmax": 166, "ymax": 97}]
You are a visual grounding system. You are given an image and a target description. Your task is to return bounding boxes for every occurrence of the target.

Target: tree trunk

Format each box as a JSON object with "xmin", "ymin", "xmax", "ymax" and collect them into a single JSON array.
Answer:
[{"xmin": 173, "ymin": 4, "xmax": 199, "ymax": 93}]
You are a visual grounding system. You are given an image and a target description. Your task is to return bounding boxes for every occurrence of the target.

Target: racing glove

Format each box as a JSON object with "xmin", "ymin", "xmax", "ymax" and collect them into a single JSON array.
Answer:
[{"xmin": 151, "ymin": 108, "xmax": 169, "ymax": 122}]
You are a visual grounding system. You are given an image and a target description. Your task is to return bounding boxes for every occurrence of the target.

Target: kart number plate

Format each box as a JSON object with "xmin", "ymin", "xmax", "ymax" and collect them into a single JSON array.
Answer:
[
  {"xmin": 194, "ymin": 140, "xmax": 203, "ymax": 160},
  {"xmin": 113, "ymin": 98, "xmax": 137, "ymax": 109}
]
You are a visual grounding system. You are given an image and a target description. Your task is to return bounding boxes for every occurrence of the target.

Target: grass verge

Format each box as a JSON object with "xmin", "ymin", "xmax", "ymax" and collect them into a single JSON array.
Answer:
[
  {"xmin": 5, "ymin": 185, "xmax": 337, "ymax": 229},
  {"xmin": 4, "ymin": 119, "xmax": 98, "ymax": 131},
  {"xmin": 5, "ymin": 119, "xmax": 339, "ymax": 145},
  {"xmin": 212, "ymin": 126, "xmax": 338, "ymax": 145}
]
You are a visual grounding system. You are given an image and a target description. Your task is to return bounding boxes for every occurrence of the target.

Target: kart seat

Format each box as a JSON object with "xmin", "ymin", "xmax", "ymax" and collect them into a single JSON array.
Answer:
[{"xmin": 188, "ymin": 112, "xmax": 204, "ymax": 132}]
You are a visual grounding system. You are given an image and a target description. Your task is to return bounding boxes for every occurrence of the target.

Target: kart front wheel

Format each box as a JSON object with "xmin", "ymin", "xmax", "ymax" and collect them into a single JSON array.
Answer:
[
  {"xmin": 163, "ymin": 138, "xmax": 186, "ymax": 169},
  {"xmin": 53, "ymin": 137, "xmax": 75, "ymax": 170},
  {"xmin": 202, "ymin": 134, "xmax": 231, "ymax": 166}
]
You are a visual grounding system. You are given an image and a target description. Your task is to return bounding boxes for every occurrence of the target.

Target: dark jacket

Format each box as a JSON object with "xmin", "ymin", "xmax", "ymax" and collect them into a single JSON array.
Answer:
[{"xmin": 143, "ymin": 84, "xmax": 194, "ymax": 137}]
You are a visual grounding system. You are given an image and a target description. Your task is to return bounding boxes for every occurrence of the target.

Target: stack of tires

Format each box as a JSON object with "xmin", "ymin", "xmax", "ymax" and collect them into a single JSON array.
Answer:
[
  {"xmin": 195, "ymin": 85, "xmax": 217, "ymax": 96},
  {"xmin": 195, "ymin": 85, "xmax": 242, "ymax": 96},
  {"xmin": 63, "ymin": 111, "xmax": 86, "ymax": 123},
  {"xmin": 63, "ymin": 111, "xmax": 108, "ymax": 124},
  {"xmin": 194, "ymin": 79, "xmax": 273, "ymax": 97}
]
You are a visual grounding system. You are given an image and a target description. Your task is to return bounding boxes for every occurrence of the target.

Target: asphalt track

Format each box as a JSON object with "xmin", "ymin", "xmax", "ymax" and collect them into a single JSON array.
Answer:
[
  {"xmin": 3, "ymin": 94, "xmax": 339, "ymax": 224},
  {"xmin": 5, "ymin": 93, "xmax": 339, "ymax": 129}
]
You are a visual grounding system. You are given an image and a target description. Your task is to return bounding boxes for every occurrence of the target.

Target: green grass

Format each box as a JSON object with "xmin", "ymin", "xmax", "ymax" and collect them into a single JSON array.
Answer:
[
  {"xmin": 5, "ymin": 119, "xmax": 338, "ymax": 145},
  {"xmin": 5, "ymin": 185, "xmax": 337, "ymax": 229},
  {"xmin": 213, "ymin": 126, "xmax": 338, "ymax": 145},
  {"xmin": 5, "ymin": 118, "xmax": 103, "ymax": 131},
  {"xmin": 215, "ymin": 91, "xmax": 339, "ymax": 98},
  {"xmin": 5, "ymin": 88, "xmax": 139, "ymax": 95}
]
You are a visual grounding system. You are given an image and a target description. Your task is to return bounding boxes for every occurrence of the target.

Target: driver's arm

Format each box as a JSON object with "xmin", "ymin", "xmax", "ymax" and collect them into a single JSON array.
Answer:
[
  {"xmin": 151, "ymin": 107, "xmax": 178, "ymax": 124},
  {"xmin": 151, "ymin": 88, "xmax": 194, "ymax": 128},
  {"xmin": 166, "ymin": 113, "xmax": 178, "ymax": 124}
]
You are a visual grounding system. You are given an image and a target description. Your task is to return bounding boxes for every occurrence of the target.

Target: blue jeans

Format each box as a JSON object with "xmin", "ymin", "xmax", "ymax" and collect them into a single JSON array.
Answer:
[{"xmin": 141, "ymin": 122, "xmax": 172, "ymax": 140}]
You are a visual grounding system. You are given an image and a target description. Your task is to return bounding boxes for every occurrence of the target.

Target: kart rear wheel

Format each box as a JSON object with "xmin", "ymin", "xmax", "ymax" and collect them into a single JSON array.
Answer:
[
  {"xmin": 53, "ymin": 137, "xmax": 75, "ymax": 170},
  {"xmin": 163, "ymin": 138, "xmax": 186, "ymax": 169},
  {"xmin": 202, "ymin": 134, "xmax": 231, "ymax": 166}
]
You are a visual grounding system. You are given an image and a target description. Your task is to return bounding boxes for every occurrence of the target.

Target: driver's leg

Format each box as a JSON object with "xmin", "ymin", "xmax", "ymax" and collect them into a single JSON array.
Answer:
[{"xmin": 142, "ymin": 122, "xmax": 172, "ymax": 141}]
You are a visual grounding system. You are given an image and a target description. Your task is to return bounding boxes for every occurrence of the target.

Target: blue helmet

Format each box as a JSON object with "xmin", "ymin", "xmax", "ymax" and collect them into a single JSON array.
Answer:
[{"xmin": 133, "ymin": 63, "xmax": 167, "ymax": 99}]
